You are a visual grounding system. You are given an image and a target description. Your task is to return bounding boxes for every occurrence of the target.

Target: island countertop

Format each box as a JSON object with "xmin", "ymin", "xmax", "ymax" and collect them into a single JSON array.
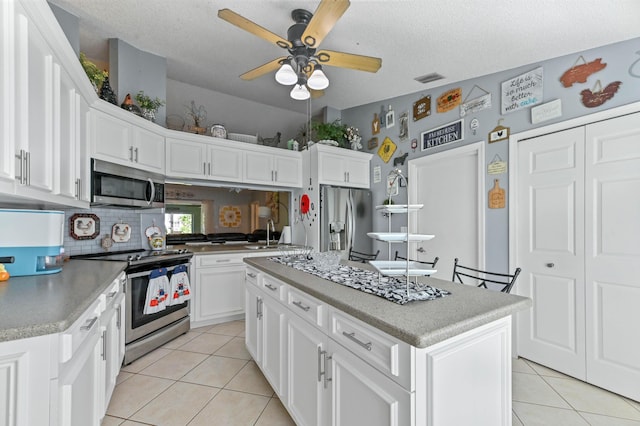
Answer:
[
  {"xmin": 244, "ymin": 257, "xmax": 531, "ymax": 348},
  {"xmin": 0, "ymin": 260, "xmax": 127, "ymax": 342}
]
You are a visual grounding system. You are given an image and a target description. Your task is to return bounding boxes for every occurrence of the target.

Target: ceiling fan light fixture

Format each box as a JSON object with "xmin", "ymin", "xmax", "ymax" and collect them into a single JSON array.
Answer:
[
  {"xmin": 290, "ymin": 83, "xmax": 311, "ymax": 100},
  {"xmin": 307, "ymin": 66, "xmax": 329, "ymax": 90},
  {"xmin": 275, "ymin": 63, "xmax": 298, "ymax": 85}
]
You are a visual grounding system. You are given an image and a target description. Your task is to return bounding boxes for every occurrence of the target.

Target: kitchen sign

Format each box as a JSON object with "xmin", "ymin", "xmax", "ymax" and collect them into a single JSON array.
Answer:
[
  {"xmin": 501, "ymin": 67, "xmax": 543, "ymax": 114},
  {"xmin": 421, "ymin": 119, "xmax": 464, "ymax": 151}
]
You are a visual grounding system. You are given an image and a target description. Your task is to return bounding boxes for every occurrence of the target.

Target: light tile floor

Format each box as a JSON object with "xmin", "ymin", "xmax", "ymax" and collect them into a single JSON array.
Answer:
[{"xmin": 103, "ymin": 320, "xmax": 640, "ymax": 425}]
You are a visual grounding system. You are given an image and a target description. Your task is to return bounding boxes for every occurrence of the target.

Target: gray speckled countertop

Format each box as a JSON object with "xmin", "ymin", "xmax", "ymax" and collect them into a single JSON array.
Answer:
[
  {"xmin": 0, "ymin": 260, "xmax": 127, "ymax": 342},
  {"xmin": 168, "ymin": 243, "xmax": 282, "ymax": 255},
  {"xmin": 245, "ymin": 257, "xmax": 532, "ymax": 348}
]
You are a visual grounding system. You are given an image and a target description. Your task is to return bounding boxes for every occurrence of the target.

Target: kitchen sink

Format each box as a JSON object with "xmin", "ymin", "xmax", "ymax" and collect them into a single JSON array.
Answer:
[{"xmin": 244, "ymin": 245, "xmax": 277, "ymax": 250}]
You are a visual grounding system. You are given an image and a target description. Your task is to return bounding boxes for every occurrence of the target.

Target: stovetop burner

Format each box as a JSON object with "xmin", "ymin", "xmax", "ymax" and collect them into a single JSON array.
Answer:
[{"xmin": 72, "ymin": 248, "xmax": 193, "ymax": 266}]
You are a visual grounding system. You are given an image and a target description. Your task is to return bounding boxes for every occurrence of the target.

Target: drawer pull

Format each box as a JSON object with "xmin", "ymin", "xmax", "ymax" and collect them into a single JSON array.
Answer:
[
  {"xmin": 292, "ymin": 300, "xmax": 310, "ymax": 312},
  {"xmin": 81, "ymin": 316, "xmax": 98, "ymax": 331},
  {"xmin": 265, "ymin": 283, "xmax": 278, "ymax": 291},
  {"xmin": 343, "ymin": 331, "xmax": 372, "ymax": 351},
  {"xmin": 216, "ymin": 259, "xmax": 231, "ymax": 263},
  {"xmin": 107, "ymin": 291, "xmax": 117, "ymax": 299},
  {"xmin": 247, "ymin": 272, "xmax": 257, "ymax": 278}
]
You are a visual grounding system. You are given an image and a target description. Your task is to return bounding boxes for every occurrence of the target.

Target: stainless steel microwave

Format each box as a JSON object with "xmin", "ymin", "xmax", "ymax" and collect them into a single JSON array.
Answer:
[{"xmin": 91, "ymin": 159, "xmax": 164, "ymax": 208}]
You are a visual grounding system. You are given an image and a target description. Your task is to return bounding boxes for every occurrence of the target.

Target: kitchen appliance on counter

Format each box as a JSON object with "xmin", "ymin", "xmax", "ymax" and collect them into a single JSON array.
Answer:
[
  {"xmin": 73, "ymin": 248, "xmax": 193, "ymax": 364},
  {"xmin": 0, "ymin": 209, "xmax": 65, "ymax": 276},
  {"xmin": 91, "ymin": 159, "xmax": 165, "ymax": 208},
  {"xmin": 320, "ymin": 186, "xmax": 373, "ymax": 257}
]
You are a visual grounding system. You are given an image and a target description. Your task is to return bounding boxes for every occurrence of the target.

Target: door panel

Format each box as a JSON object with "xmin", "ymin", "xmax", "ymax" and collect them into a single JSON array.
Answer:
[
  {"xmin": 585, "ymin": 113, "xmax": 640, "ymax": 401},
  {"xmin": 516, "ymin": 127, "xmax": 586, "ymax": 379}
]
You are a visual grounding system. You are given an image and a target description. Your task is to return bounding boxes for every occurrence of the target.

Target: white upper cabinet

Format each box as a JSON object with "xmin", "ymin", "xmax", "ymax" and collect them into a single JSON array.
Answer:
[
  {"xmin": 312, "ymin": 144, "xmax": 372, "ymax": 188},
  {"xmin": 0, "ymin": 0, "xmax": 93, "ymax": 208},
  {"xmin": 90, "ymin": 104, "xmax": 165, "ymax": 174},
  {"xmin": 243, "ymin": 146, "xmax": 302, "ymax": 188},
  {"xmin": 165, "ymin": 135, "xmax": 243, "ymax": 182}
]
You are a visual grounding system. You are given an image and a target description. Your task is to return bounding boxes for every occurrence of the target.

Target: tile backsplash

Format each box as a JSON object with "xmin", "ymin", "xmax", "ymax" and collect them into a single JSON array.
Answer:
[{"xmin": 63, "ymin": 207, "xmax": 164, "ymax": 256}]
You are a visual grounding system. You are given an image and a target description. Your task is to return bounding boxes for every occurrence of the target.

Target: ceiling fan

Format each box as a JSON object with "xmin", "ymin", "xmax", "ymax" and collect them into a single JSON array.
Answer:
[{"xmin": 217, "ymin": 0, "xmax": 382, "ymax": 100}]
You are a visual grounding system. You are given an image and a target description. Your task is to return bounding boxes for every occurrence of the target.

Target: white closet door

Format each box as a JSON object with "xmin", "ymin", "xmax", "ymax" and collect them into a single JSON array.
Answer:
[
  {"xmin": 516, "ymin": 127, "xmax": 586, "ymax": 379},
  {"xmin": 585, "ymin": 113, "xmax": 640, "ymax": 401}
]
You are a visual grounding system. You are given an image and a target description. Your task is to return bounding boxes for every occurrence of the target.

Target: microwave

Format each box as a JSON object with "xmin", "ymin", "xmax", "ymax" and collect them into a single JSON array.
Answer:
[{"xmin": 91, "ymin": 159, "xmax": 164, "ymax": 208}]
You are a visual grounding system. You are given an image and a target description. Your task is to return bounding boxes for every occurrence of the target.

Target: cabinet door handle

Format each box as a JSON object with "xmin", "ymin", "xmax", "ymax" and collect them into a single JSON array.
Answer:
[
  {"xmin": 346, "ymin": 172, "xmax": 350, "ymax": 182},
  {"xmin": 265, "ymin": 283, "xmax": 277, "ymax": 291},
  {"xmin": 342, "ymin": 331, "xmax": 372, "ymax": 351},
  {"xmin": 75, "ymin": 178, "xmax": 80, "ymax": 199},
  {"xmin": 129, "ymin": 146, "xmax": 134, "ymax": 161},
  {"xmin": 256, "ymin": 297, "xmax": 263, "ymax": 320},
  {"xmin": 546, "ymin": 263, "xmax": 555, "ymax": 268},
  {"xmin": 324, "ymin": 352, "xmax": 332, "ymax": 389},
  {"xmin": 134, "ymin": 147, "xmax": 139, "ymax": 162},
  {"xmin": 247, "ymin": 272, "xmax": 257, "ymax": 278},
  {"xmin": 101, "ymin": 329, "xmax": 107, "ymax": 361},
  {"xmin": 81, "ymin": 316, "xmax": 98, "ymax": 331},
  {"xmin": 15, "ymin": 150, "xmax": 24, "ymax": 184},
  {"xmin": 208, "ymin": 162, "xmax": 212, "ymax": 175},
  {"xmin": 274, "ymin": 170, "xmax": 278, "ymax": 181},
  {"xmin": 107, "ymin": 291, "xmax": 117, "ymax": 299},
  {"xmin": 116, "ymin": 305, "xmax": 121, "ymax": 329},
  {"xmin": 317, "ymin": 346, "xmax": 325, "ymax": 383},
  {"xmin": 292, "ymin": 300, "xmax": 310, "ymax": 312},
  {"xmin": 25, "ymin": 151, "xmax": 30, "ymax": 186},
  {"xmin": 203, "ymin": 163, "xmax": 207, "ymax": 175}
]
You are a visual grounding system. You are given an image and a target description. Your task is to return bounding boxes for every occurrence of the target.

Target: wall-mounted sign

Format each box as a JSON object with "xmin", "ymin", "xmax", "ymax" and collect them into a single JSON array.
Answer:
[
  {"xmin": 488, "ymin": 154, "xmax": 507, "ymax": 175},
  {"xmin": 377, "ymin": 137, "xmax": 397, "ymax": 163},
  {"xmin": 399, "ymin": 111, "xmax": 409, "ymax": 140},
  {"xmin": 531, "ymin": 99, "xmax": 562, "ymax": 124},
  {"xmin": 560, "ymin": 56, "xmax": 607, "ymax": 87},
  {"xmin": 437, "ymin": 87, "xmax": 462, "ymax": 113},
  {"xmin": 460, "ymin": 85, "xmax": 492, "ymax": 117},
  {"xmin": 421, "ymin": 119, "xmax": 464, "ymax": 151},
  {"xmin": 413, "ymin": 95, "xmax": 431, "ymax": 121},
  {"xmin": 373, "ymin": 165, "xmax": 382, "ymax": 183},
  {"xmin": 372, "ymin": 113, "xmax": 381, "ymax": 134},
  {"xmin": 368, "ymin": 137, "xmax": 379, "ymax": 150},
  {"xmin": 501, "ymin": 67, "xmax": 543, "ymax": 114},
  {"xmin": 470, "ymin": 118, "xmax": 480, "ymax": 135},
  {"xmin": 580, "ymin": 80, "xmax": 621, "ymax": 108},
  {"xmin": 488, "ymin": 120, "xmax": 510, "ymax": 143},
  {"xmin": 385, "ymin": 106, "xmax": 395, "ymax": 129}
]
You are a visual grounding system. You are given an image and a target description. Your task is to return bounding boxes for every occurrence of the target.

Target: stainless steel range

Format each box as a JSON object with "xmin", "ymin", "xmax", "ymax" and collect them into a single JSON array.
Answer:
[{"xmin": 75, "ymin": 248, "xmax": 193, "ymax": 364}]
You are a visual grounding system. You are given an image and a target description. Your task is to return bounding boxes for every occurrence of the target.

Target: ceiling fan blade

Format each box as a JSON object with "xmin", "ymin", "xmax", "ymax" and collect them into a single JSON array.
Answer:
[
  {"xmin": 240, "ymin": 57, "xmax": 288, "ymax": 81},
  {"xmin": 218, "ymin": 9, "xmax": 292, "ymax": 49},
  {"xmin": 316, "ymin": 49, "xmax": 382, "ymax": 73},
  {"xmin": 301, "ymin": 0, "xmax": 350, "ymax": 48}
]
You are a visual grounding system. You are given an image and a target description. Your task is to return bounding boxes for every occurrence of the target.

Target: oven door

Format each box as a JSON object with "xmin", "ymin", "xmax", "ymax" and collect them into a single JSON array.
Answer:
[{"xmin": 125, "ymin": 262, "xmax": 190, "ymax": 344}]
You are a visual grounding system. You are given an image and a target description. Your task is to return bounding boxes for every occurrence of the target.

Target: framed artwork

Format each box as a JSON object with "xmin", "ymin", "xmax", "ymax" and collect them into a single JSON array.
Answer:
[
  {"xmin": 377, "ymin": 137, "xmax": 397, "ymax": 163},
  {"xmin": 398, "ymin": 111, "xmax": 409, "ymax": 140},
  {"xmin": 413, "ymin": 95, "xmax": 431, "ymax": 121},
  {"xmin": 385, "ymin": 107, "xmax": 395, "ymax": 129},
  {"xmin": 219, "ymin": 205, "xmax": 242, "ymax": 227},
  {"xmin": 70, "ymin": 213, "xmax": 100, "ymax": 240},
  {"xmin": 368, "ymin": 137, "xmax": 379, "ymax": 150}
]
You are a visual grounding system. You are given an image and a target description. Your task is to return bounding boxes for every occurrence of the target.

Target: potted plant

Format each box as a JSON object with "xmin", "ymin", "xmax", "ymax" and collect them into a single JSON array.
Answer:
[
  {"xmin": 135, "ymin": 91, "xmax": 165, "ymax": 122},
  {"xmin": 312, "ymin": 119, "xmax": 347, "ymax": 147},
  {"xmin": 79, "ymin": 52, "xmax": 107, "ymax": 94}
]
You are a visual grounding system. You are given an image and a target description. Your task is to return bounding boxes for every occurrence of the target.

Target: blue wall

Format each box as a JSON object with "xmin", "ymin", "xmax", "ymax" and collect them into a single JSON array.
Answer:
[{"xmin": 341, "ymin": 37, "xmax": 640, "ymax": 273}]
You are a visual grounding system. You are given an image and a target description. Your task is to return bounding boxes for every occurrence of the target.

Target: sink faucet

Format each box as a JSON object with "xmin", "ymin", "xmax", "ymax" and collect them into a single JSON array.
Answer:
[{"xmin": 266, "ymin": 219, "xmax": 275, "ymax": 247}]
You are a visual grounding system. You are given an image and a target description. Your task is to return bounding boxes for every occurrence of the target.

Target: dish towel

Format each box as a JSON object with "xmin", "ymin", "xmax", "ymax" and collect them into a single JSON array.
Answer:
[
  {"xmin": 143, "ymin": 268, "xmax": 169, "ymax": 315},
  {"xmin": 168, "ymin": 264, "xmax": 191, "ymax": 305}
]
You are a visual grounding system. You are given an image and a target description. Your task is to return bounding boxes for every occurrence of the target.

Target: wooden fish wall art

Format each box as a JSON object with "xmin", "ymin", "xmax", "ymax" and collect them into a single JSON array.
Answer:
[
  {"xmin": 580, "ymin": 80, "xmax": 621, "ymax": 108},
  {"xmin": 560, "ymin": 57, "xmax": 607, "ymax": 87}
]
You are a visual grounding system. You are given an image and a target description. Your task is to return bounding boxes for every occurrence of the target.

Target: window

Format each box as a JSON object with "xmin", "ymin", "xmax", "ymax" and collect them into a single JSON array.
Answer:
[{"xmin": 165, "ymin": 204, "xmax": 202, "ymax": 234}]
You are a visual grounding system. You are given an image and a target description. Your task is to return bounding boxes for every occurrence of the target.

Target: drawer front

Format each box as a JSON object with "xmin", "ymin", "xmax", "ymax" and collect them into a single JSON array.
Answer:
[
  {"xmin": 286, "ymin": 287, "xmax": 327, "ymax": 330},
  {"xmin": 245, "ymin": 267, "xmax": 260, "ymax": 288},
  {"xmin": 329, "ymin": 308, "xmax": 412, "ymax": 389},
  {"xmin": 261, "ymin": 275, "xmax": 287, "ymax": 301},
  {"xmin": 59, "ymin": 298, "xmax": 102, "ymax": 364},
  {"xmin": 198, "ymin": 253, "xmax": 245, "ymax": 267},
  {"xmin": 102, "ymin": 272, "xmax": 125, "ymax": 311}
]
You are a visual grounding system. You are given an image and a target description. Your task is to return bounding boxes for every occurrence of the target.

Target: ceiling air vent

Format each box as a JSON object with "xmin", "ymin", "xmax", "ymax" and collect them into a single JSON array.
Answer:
[{"xmin": 414, "ymin": 73, "xmax": 445, "ymax": 84}]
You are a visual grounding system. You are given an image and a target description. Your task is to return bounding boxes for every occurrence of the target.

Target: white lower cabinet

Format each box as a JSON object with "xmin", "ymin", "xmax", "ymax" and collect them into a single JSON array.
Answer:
[
  {"xmin": 192, "ymin": 254, "xmax": 246, "ymax": 327},
  {"xmin": 246, "ymin": 266, "xmax": 513, "ymax": 426}
]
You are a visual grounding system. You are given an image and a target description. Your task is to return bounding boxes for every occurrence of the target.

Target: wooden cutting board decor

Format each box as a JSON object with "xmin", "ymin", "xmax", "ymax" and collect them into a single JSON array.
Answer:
[{"xmin": 488, "ymin": 179, "xmax": 505, "ymax": 209}]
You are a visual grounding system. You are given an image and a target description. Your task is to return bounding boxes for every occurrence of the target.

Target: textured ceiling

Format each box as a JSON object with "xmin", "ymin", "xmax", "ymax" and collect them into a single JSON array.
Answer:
[{"xmin": 50, "ymin": 0, "xmax": 640, "ymax": 115}]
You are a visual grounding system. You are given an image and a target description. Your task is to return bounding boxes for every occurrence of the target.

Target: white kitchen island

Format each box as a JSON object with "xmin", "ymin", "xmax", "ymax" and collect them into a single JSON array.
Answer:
[{"xmin": 244, "ymin": 256, "xmax": 531, "ymax": 426}]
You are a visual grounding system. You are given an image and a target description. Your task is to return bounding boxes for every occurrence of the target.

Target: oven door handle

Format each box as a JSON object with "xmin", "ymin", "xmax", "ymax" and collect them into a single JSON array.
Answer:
[{"xmin": 127, "ymin": 263, "xmax": 189, "ymax": 279}]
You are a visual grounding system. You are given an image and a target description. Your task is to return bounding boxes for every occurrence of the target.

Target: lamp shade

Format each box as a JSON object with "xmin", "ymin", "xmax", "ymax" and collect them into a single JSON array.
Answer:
[
  {"xmin": 258, "ymin": 206, "xmax": 272, "ymax": 218},
  {"xmin": 290, "ymin": 84, "xmax": 310, "ymax": 100},
  {"xmin": 275, "ymin": 63, "xmax": 297, "ymax": 85},
  {"xmin": 307, "ymin": 67, "xmax": 329, "ymax": 90}
]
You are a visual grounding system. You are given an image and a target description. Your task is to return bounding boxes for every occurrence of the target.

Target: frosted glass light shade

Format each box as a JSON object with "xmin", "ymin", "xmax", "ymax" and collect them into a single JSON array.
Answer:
[
  {"xmin": 275, "ymin": 64, "xmax": 297, "ymax": 85},
  {"xmin": 290, "ymin": 84, "xmax": 311, "ymax": 100},
  {"xmin": 307, "ymin": 68, "xmax": 329, "ymax": 90},
  {"xmin": 258, "ymin": 206, "xmax": 272, "ymax": 218}
]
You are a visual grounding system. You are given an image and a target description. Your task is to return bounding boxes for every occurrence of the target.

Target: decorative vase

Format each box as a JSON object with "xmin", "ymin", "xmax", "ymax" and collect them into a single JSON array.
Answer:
[
  {"xmin": 99, "ymin": 75, "xmax": 117, "ymax": 105},
  {"xmin": 350, "ymin": 136, "xmax": 363, "ymax": 151},
  {"xmin": 141, "ymin": 108, "xmax": 156, "ymax": 122}
]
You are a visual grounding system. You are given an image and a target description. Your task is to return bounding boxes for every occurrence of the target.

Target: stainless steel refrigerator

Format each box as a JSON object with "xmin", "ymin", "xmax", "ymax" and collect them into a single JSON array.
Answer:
[{"xmin": 320, "ymin": 186, "xmax": 373, "ymax": 257}]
